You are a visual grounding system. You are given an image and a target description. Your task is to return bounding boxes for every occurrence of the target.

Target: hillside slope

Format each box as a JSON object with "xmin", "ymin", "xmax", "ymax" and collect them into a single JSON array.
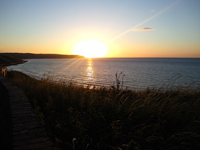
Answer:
[{"xmin": 0, "ymin": 55, "xmax": 25, "ymax": 67}]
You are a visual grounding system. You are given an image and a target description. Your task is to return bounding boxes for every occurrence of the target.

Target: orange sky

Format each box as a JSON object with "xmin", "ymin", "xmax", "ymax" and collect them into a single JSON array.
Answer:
[{"xmin": 0, "ymin": 0, "xmax": 200, "ymax": 58}]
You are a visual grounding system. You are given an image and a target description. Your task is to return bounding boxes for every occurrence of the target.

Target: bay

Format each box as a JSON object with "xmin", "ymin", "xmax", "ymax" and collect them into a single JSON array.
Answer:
[{"xmin": 7, "ymin": 58, "xmax": 200, "ymax": 90}]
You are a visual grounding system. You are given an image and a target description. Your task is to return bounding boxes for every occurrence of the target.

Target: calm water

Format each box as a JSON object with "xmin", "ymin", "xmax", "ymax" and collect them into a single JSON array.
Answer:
[{"xmin": 7, "ymin": 58, "xmax": 200, "ymax": 90}]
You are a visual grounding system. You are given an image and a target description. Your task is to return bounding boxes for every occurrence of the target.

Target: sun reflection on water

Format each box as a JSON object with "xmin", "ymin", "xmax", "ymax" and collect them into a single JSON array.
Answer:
[{"xmin": 86, "ymin": 59, "xmax": 94, "ymax": 86}]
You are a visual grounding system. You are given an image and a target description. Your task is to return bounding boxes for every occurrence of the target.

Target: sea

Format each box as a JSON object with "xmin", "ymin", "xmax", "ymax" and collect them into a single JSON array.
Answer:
[{"xmin": 7, "ymin": 58, "xmax": 200, "ymax": 90}]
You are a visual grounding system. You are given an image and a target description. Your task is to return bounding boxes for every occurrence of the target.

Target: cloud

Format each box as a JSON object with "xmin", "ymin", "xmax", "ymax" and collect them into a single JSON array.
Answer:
[
  {"xmin": 150, "ymin": 9, "xmax": 155, "ymax": 12},
  {"xmin": 133, "ymin": 28, "xmax": 155, "ymax": 31}
]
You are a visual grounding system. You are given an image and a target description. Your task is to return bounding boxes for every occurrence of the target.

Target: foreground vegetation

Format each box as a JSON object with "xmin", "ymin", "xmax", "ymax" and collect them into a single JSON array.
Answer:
[{"xmin": 8, "ymin": 71, "xmax": 200, "ymax": 150}]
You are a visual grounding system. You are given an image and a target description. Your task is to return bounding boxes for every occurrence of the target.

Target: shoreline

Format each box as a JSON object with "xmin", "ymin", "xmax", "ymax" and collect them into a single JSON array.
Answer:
[
  {"xmin": 0, "ymin": 54, "xmax": 27, "ymax": 69},
  {"xmin": 0, "ymin": 53, "xmax": 85, "ymax": 59},
  {"xmin": 0, "ymin": 61, "xmax": 27, "ymax": 68},
  {"xmin": 6, "ymin": 70, "xmax": 200, "ymax": 150},
  {"xmin": 3, "ymin": 58, "xmax": 200, "ymax": 91}
]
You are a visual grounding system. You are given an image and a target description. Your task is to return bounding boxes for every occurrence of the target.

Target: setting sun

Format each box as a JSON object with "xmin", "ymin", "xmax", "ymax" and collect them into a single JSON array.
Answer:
[{"xmin": 73, "ymin": 39, "xmax": 107, "ymax": 58}]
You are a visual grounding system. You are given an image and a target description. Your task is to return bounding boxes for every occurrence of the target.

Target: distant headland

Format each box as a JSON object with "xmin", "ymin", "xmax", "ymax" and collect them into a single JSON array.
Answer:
[
  {"xmin": 0, "ymin": 53, "xmax": 85, "ymax": 59},
  {"xmin": 0, "ymin": 53, "xmax": 84, "ymax": 67},
  {"xmin": 0, "ymin": 54, "xmax": 26, "ymax": 68}
]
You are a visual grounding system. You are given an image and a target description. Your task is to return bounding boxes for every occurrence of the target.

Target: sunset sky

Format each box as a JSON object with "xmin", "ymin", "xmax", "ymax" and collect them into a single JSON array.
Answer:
[{"xmin": 0, "ymin": 0, "xmax": 200, "ymax": 58}]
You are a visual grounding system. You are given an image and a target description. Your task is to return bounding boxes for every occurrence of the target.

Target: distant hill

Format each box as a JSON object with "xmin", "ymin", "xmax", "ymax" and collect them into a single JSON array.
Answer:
[
  {"xmin": 0, "ymin": 54, "xmax": 25, "ymax": 67},
  {"xmin": 0, "ymin": 53, "xmax": 85, "ymax": 59}
]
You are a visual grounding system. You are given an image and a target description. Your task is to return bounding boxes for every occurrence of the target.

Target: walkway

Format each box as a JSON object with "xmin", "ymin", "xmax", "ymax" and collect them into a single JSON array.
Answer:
[{"xmin": 0, "ymin": 74, "xmax": 55, "ymax": 150}]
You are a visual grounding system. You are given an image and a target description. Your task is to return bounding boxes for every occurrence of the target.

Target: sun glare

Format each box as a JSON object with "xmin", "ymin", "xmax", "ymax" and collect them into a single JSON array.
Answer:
[{"xmin": 73, "ymin": 39, "xmax": 107, "ymax": 58}]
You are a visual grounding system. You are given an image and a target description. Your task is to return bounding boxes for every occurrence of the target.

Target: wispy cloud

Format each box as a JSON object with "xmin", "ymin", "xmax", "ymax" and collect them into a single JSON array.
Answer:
[
  {"xmin": 106, "ymin": 0, "xmax": 181, "ymax": 44},
  {"xmin": 133, "ymin": 28, "xmax": 155, "ymax": 31},
  {"xmin": 150, "ymin": 9, "xmax": 155, "ymax": 12}
]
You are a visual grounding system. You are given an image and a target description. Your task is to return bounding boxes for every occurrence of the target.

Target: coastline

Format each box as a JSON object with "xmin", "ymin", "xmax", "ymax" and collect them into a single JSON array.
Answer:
[
  {"xmin": 0, "ymin": 54, "xmax": 27, "ymax": 69},
  {"xmin": 0, "ymin": 61, "xmax": 27, "ymax": 68},
  {"xmin": 0, "ymin": 52, "xmax": 85, "ymax": 69},
  {"xmin": 1, "ymin": 56, "xmax": 200, "ymax": 149},
  {"xmin": 6, "ymin": 70, "xmax": 200, "ymax": 150},
  {"xmin": 0, "ymin": 53, "xmax": 85, "ymax": 59},
  {"xmin": 4, "ymin": 58, "xmax": 200, "ymax": 90}
]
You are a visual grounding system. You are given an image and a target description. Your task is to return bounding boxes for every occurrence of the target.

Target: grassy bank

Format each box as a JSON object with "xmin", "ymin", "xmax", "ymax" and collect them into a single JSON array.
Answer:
[{"xmin": 7, "ymin": 71, "xmax": 200, "ymax": 150}]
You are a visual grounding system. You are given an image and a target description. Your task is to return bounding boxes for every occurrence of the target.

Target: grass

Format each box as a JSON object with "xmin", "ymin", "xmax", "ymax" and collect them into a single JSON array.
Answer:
[{"xmin": 7, "ymin": 71, "xmax": 200, "ymax": 150}]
